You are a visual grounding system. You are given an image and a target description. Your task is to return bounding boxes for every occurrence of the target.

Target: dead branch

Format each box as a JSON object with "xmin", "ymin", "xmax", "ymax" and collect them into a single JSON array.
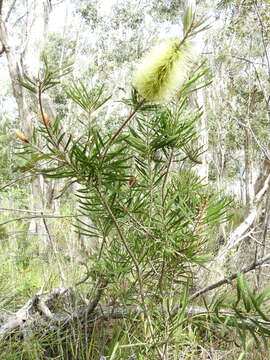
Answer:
[
  {"xmin": 7, "ymin": 258, "xmax": 270, "ymax": 341},
  {"xmin": 0, "ymin": 295, "xmax": 39, "ymax": 339},
  {"xmin": 190, "ymin": 251, "xmax": 270, "ymax": 301},
  {"xmin": 86, "ymin": 277, "xmax": 108, "ymax": 315},
  {"xmin": 0, "ymin": 174, "xmax": 35, "ymax": 191},
  {"xmin": 214, "ymin": 161, "xmax": 270, "ymax": 267},
  {"xmin": 1, "ymin": 288, "xmax": 270, "ymax": 343},
  {"xmin": 0, "ymin": 264, "xmax": 104, "ymax": 340},
  {"xmin": 0, "ymin": 213, "xmax": 82, "ymax": 227}
]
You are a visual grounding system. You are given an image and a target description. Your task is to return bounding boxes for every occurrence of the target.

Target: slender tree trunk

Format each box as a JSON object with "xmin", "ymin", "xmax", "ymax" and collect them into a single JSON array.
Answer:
[
  {"xmin": 202, "ymin": 158, "xmax": 270, "ymax": 287},
  {"xmin": 244, "ymin": 126, "xmax": 254, "ymax": 211}
]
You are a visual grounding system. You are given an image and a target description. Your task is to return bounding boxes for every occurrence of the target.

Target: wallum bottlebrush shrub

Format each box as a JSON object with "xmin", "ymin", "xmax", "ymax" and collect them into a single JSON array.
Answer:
[
  {"xmin": 13, "ymin": 6, "xmax": 270, "ymax": 358},
  {"xmin": 133, "ymin": 38, "xmax": 196, "ymax": 103}
]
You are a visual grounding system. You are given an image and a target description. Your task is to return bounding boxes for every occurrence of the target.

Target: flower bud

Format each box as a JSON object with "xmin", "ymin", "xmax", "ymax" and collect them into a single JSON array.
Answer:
[
  {"xmin": 42, "ymin": 112, "xmax": 51, "ymax": 127},
  {"xmin": 128, "ymin": 176, "xmax": 137, "ymax": 187},
  {"xmin": 15, "ymin": 130, "xmax": 29, "ymax": 143}
]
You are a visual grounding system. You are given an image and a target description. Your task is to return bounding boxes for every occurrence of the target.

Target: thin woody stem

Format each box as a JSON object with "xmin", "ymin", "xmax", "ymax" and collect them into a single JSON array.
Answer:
[
  {"xmin": 38, "ymin": 85, "xmax": 58, "ymax": 148},
  {"xmin": 100, "ymin": 100, "xmax": 145, "ymax": 168},
  {"xmin": 95, "ymin": 185, "xmax": 163, "ymax": 360},
  {"xmin": 158, "ymin": 147, "xmax": 174, "ymax": 294},
  {"xmin": 37, "ymin": 86, "xmax": 80, "ymax": 173}
]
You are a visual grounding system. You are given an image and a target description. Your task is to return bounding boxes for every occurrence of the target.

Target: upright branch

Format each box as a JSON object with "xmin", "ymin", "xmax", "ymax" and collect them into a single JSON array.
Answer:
[
  {"xmin": 95, "ymin": 185, "xmax": 163, "ymax": 359},
  {"xmin": 100, "ymin": 99, "xmax": 145, "ymax": 168}
]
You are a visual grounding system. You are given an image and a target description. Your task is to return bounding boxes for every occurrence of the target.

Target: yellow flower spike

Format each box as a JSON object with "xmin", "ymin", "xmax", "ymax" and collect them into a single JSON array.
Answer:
[
  {"xmin": 133, "ymin": 38, "xmax": 196, "ymax": 103},
  {"xmin": 15, "ymin": 130, "xmax": 29, "ymax": 143}
]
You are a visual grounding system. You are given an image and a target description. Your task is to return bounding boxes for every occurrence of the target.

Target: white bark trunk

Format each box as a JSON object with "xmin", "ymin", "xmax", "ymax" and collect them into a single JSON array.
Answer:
[
  {"xmin": 208, "ymin": 158, "xmax": 270, "ymax": 283},
  {"xmin": 21, "ymin": 0, "xmax": 51, "ymax": 77},
  {"xmin": 244, "ymin": 127, "xmax": 254, "ymax": 209}
]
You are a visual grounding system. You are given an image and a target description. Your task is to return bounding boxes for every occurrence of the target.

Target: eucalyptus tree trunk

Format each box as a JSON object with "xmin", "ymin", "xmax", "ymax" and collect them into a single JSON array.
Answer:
[
  {"xmin": 199, "ymin": 157, "xmax": 270, "ymax": 289},
  {"xmin": 0, "ymin": 0, "xmax": 53, "ymax": 249},
  {"xmin": 0, "ymin": 0, "xmax": 51, "ymax": 133}
]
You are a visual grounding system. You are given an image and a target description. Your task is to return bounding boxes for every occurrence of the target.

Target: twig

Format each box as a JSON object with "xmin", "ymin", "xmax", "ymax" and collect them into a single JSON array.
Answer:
[
  {"xmin": 257, "ymin": 190, "xmax": 270, "ymax": 286},
  {"xmin": 37, "ymin": 88, "xmax": 78, "ymax": 173},
  {"xmin": 100, "ymin": 100, "xmax": 145, "ymax": 168},
  {"xmin": 38, "ymin": 86, "xmax": 59, "ymax": 148},
  {"xmin": 247, "ymin": 121, "xmax": 270, "ymax": 160},
  {"xmin": 254, "ymin": 3, "xmax": 270, "ymax": 80},
  {"xmin": 5, "ymin": 0, "xmax": 17, "ymax": 22},
  {"xmin": 158, "ymin": 147, "xmax": 174, "ymax": 294},
  {"xmin": 0, "ymin": 174, "xmax": 35, "ymax": 191},
  {"xmin": 51, "ymin": 0, "xmax": 65, "ymax": 6},
  {"xmin": 232, "ymin": 54, "xmax": 270, "ymax": 120},
  {"xmin": 178, "ymin": 14, "xmax": 196, "ymax": 47},
  {"xmin": 116, "ymin": 201, "xmax": 152, "ymax": 237},
  {"xmin": 0, "ymin": 214, "xmax": 82, "ymax": 227},
  {"xmin": 0, "ymin": 207, "xmax": 51, "ymax": 213},
  {"xmin": 161, "ymin": 147, "xmax": 174, "ymax": 208},
  {"xmin": 95, "ymin": 186, "xmax": 145, "ymax": 298},
  {"xmin": 231, "ymin": 55, "xmax": 266, "ymax": 67},
  {"xmin": 189, "ymin": 251, "xmax": 270, "ymax": 301},
  {"xmin": 74, "ymin": 262, "xmax": 90, "ymax": 287}
]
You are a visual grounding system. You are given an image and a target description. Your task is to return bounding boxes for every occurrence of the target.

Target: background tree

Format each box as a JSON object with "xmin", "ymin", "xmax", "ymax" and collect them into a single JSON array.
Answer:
[{"xmin": 0, "ymin": 0, "xmax": 55, "ymax": 247}]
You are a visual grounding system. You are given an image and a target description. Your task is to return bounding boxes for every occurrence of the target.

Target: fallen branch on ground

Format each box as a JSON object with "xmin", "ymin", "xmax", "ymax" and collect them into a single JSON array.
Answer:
[
  {"xmin": 1, "ymin": 249, "xmax": 270, "ymax": 341},
  {"xmin": 1, "ymin": 286, "xmax": 270, "ymax": 343}
]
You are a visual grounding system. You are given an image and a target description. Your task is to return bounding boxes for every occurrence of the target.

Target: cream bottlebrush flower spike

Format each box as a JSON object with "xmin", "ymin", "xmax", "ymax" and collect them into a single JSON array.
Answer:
[
  {"xmin": 133, "ymin": 5, "xmax": 199, "ymax": 103},
  {"xmin": 133, "ymin": 39, "xmax": 196, "ymax": 103}
]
